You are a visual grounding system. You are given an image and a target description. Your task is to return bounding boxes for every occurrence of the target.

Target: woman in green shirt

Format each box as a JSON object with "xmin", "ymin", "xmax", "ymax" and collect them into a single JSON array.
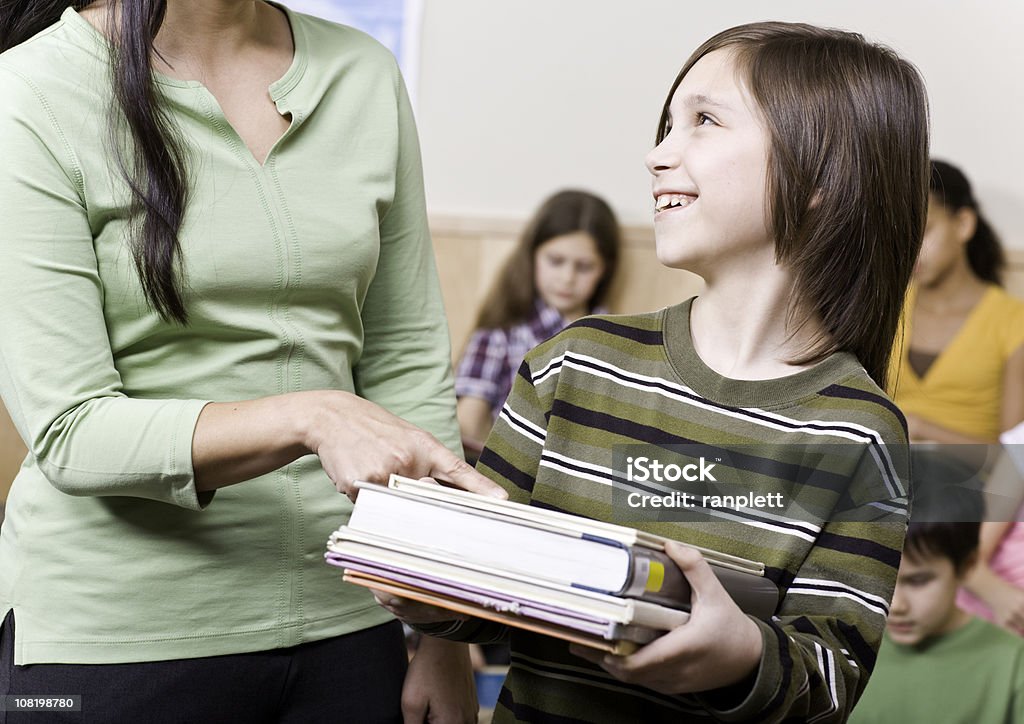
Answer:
[{"xmin": 0, "ymin": 1, "xmax": 500, "ymax": 721}]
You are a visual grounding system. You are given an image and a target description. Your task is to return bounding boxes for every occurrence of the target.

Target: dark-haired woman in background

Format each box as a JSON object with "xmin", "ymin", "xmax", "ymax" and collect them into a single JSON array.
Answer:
[
  {"xmin": 455, "ymin": 189, "xmax": 621, "ymax": 452},
  {"xmin": 0, "ymin": 1, "xmax": 503, "ymax": 721},
  {"xmin": 891, "ymin": 159, "xmax": 1024, "ymax": 445},
  {"xmin": 889, "ymin": 160, "xmax": 1024, "ymax": 638}
]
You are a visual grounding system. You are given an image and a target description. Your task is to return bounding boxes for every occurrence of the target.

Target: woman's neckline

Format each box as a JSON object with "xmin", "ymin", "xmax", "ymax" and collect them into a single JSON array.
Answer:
[{"xmin": 61, "ymin": 2, "xmax": 307, "ymax": 96}]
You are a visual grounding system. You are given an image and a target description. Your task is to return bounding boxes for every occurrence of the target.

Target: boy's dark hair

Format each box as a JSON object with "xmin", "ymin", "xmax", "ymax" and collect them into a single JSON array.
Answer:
[{"xmin": 904, "ymin": 450, "xmax": 985, "ymax": 572}]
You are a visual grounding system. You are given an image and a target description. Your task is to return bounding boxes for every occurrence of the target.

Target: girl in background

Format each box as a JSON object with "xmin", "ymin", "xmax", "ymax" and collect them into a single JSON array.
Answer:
[
  {"xmin": 891, "ymin": 159, "xmax": 1024, "ymax": 444},
  {"xmin": 455, "ymin": 189, "xmax": 620, "ymax": 452}
]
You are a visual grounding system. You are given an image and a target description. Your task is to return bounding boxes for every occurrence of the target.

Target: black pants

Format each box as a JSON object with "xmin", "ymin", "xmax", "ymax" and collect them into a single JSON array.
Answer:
[{"xmin": 0, "ymin": 611, "xmax": 407, "ymax": 723}]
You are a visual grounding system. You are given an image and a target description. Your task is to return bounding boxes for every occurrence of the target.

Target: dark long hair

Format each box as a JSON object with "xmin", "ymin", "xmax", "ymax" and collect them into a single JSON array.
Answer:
[
  {"xmin": 929, "ymin": 159, "xmax": 1004, "ymax": 286},
  {"xmin": 474, "ymin": 190, "xmax": 621, "ymax": 330},
  {"xmin": 1, "ymin": 1, "xmax": 191, "ymax": 324},
  {"xmin": 656, "ymin": 22, "xmax": 930, "ymax": 391}
]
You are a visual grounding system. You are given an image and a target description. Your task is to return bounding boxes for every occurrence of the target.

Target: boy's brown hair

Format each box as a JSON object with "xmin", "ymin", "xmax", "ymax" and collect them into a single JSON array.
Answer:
[{"xmin": 656, "ymin": 22, "xmax": 930, "ymax": 391}]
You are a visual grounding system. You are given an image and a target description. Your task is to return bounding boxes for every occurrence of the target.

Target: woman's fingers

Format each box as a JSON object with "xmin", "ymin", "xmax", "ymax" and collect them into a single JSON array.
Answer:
[
  {"xmin": 315, "ymin": 392, "xmax": 506, "ymax": 499},
  {"xmin": 428, "ymin": 447, "xmax": 508, "ymax": 499}
]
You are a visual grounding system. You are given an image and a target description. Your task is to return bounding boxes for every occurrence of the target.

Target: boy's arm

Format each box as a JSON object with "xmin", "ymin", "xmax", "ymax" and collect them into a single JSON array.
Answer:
[
  {"xmin": 688, "ymin": 414, "xmax": 913, "ymax": 722},
  {"xmin": 694, "ymin": 514, "xmax": 906, "ymax": 723}
]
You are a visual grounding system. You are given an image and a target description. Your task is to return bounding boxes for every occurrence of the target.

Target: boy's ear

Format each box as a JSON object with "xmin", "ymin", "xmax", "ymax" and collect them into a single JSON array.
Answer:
[{"xmin": 957, "ymin": 549, "xmax": 980, "ymax": 578}]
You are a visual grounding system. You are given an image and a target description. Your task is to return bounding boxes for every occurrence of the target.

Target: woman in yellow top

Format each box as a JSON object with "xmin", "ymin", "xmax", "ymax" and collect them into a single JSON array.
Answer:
[
  {"xmin": 892, "ymin": 159, "xmax": 1024, "ymax": 637},
  {"xmin": 892, "ymin": 159, "xmax": 1024, "ymax": 444}
]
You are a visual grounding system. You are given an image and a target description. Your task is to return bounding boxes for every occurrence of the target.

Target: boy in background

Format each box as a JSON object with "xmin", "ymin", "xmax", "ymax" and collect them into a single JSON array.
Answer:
[{"xmin": 851, "ymin": 451, "xmax": 1024, "ymax": 723}]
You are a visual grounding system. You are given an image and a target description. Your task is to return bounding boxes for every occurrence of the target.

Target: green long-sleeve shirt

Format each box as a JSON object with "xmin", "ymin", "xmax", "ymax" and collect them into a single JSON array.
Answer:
[{"xmin": 0, "ymin": 6, "xmax": 460, "ymax": 664}]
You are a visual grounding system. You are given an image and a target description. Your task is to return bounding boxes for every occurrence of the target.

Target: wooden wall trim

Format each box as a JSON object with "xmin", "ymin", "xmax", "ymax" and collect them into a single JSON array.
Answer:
[
  {"xmin": 430, "ymin": 213, "xmax": 1024, "ymax": 276},
  {"xmin": 429, "ymin": 214, "xmax": 658, "ymax": 247},
  {"xmin": 429, "ymin": 211, "xmax": 1024, "ymax": 367}
]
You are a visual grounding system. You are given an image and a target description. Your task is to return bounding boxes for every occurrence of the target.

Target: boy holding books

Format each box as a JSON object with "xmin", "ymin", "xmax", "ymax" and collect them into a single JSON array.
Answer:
[
  {"xmin": 375, "ymin": 20, "xmax": 932, "ymax": 721},
  {"xmin": 850, "ymin": 452, "xmax": 1024, "ymax": 723}
]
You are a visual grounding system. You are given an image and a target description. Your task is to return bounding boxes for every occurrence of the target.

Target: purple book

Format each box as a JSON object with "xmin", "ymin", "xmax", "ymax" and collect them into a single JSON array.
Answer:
[{"xmin": 325, "ymin": 552, "xmax": 662, "ymax": 643}]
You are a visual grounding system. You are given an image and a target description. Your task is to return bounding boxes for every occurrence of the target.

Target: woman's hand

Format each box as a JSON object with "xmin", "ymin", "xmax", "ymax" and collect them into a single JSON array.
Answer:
[
  {"xmin": 304, "ymin": 390, "xmax": 507, "ymax": 500},
  {"xmin": 193, "ymin": 390, "xmax": 508, "ymax": 499},
  {"xmin": 971, "ymin": 565, "xmax": 1024, "ymax": 635},
  {"xmin": 570, "ymin": 542, "xmax": 763, "ymax": 695},
  {"xmin": 401, "ymin": 637, "xmax": 478, "ymax": 724}
]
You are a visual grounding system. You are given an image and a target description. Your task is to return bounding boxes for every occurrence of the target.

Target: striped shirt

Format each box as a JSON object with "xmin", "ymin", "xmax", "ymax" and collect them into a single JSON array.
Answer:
[{"xmin": 423, "ymin": 299, "xmax": 910, "ymax": 723}]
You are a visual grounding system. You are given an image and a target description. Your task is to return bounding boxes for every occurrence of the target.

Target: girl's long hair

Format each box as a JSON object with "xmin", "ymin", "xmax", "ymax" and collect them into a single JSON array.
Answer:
[
  {"xmin": 656, "ymin": 22, "xmax": 930, "ymax": 391},
  {"xmin": 929, "ymin": 159, "xmax": 1004, "ymax": 286},
  {"xmin": 474, "ymin": 189, "xmax": 621, "ymax": 330},
  {"xmin": 1, "ymin": 0, "xmax": 192, "ymax": 323}
]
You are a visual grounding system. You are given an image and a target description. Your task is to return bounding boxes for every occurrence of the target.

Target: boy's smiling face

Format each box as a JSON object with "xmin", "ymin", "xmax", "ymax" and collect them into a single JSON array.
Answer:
[
  {"xmin": 886, "ymin": 551, "xmax": 972, "ymax": 646},
  {"xmin": 645, "ymin": 48, "xmax": 773, "ymax": 277}
]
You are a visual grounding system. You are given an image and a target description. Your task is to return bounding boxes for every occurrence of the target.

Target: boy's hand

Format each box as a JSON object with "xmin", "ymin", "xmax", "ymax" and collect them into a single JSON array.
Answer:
[
  {"xmin": 372, "ymin": 590, "xmax": 466, "ymax": 626},
  {"xmin": 570, "ymin": 541, "xmax": 763, "ymax": 695}
]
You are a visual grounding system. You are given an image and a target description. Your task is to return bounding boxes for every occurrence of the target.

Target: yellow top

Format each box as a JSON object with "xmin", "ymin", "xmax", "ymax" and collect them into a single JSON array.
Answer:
[{"xmin": 890, "ymin": 285, "xmax": 1024, "ymax": 441}]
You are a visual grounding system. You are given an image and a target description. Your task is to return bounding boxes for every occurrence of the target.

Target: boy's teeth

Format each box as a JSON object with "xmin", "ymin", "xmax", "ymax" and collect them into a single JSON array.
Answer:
[{"xmin": 655, "ymin": 194, "xmax": 695, "ymax": 211}]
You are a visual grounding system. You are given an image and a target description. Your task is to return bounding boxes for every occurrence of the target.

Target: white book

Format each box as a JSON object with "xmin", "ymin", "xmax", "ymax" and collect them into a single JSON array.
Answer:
[
  {"xmin": 328, "ymin": 530, "xmax": 690, "ymax": 631},
  {"xmin": 339, "ymin": 476, "xmax": 778, "ymax": 618}
]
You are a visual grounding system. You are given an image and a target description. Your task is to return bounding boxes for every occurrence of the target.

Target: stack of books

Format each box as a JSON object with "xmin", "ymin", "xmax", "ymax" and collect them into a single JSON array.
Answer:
[{"xmin": 325, "ymin": 475, "xmax": 779, "ymax": 654}]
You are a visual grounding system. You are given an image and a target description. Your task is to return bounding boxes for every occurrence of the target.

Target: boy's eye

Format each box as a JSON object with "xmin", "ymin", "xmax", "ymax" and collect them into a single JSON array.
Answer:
[
  {"xmin": 902, "ymin": 574, "xmax": 933, "ymax": 586},
  {"xmin": 696, "ymin": 112, "xmax": 716, "ymax": 127}
]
